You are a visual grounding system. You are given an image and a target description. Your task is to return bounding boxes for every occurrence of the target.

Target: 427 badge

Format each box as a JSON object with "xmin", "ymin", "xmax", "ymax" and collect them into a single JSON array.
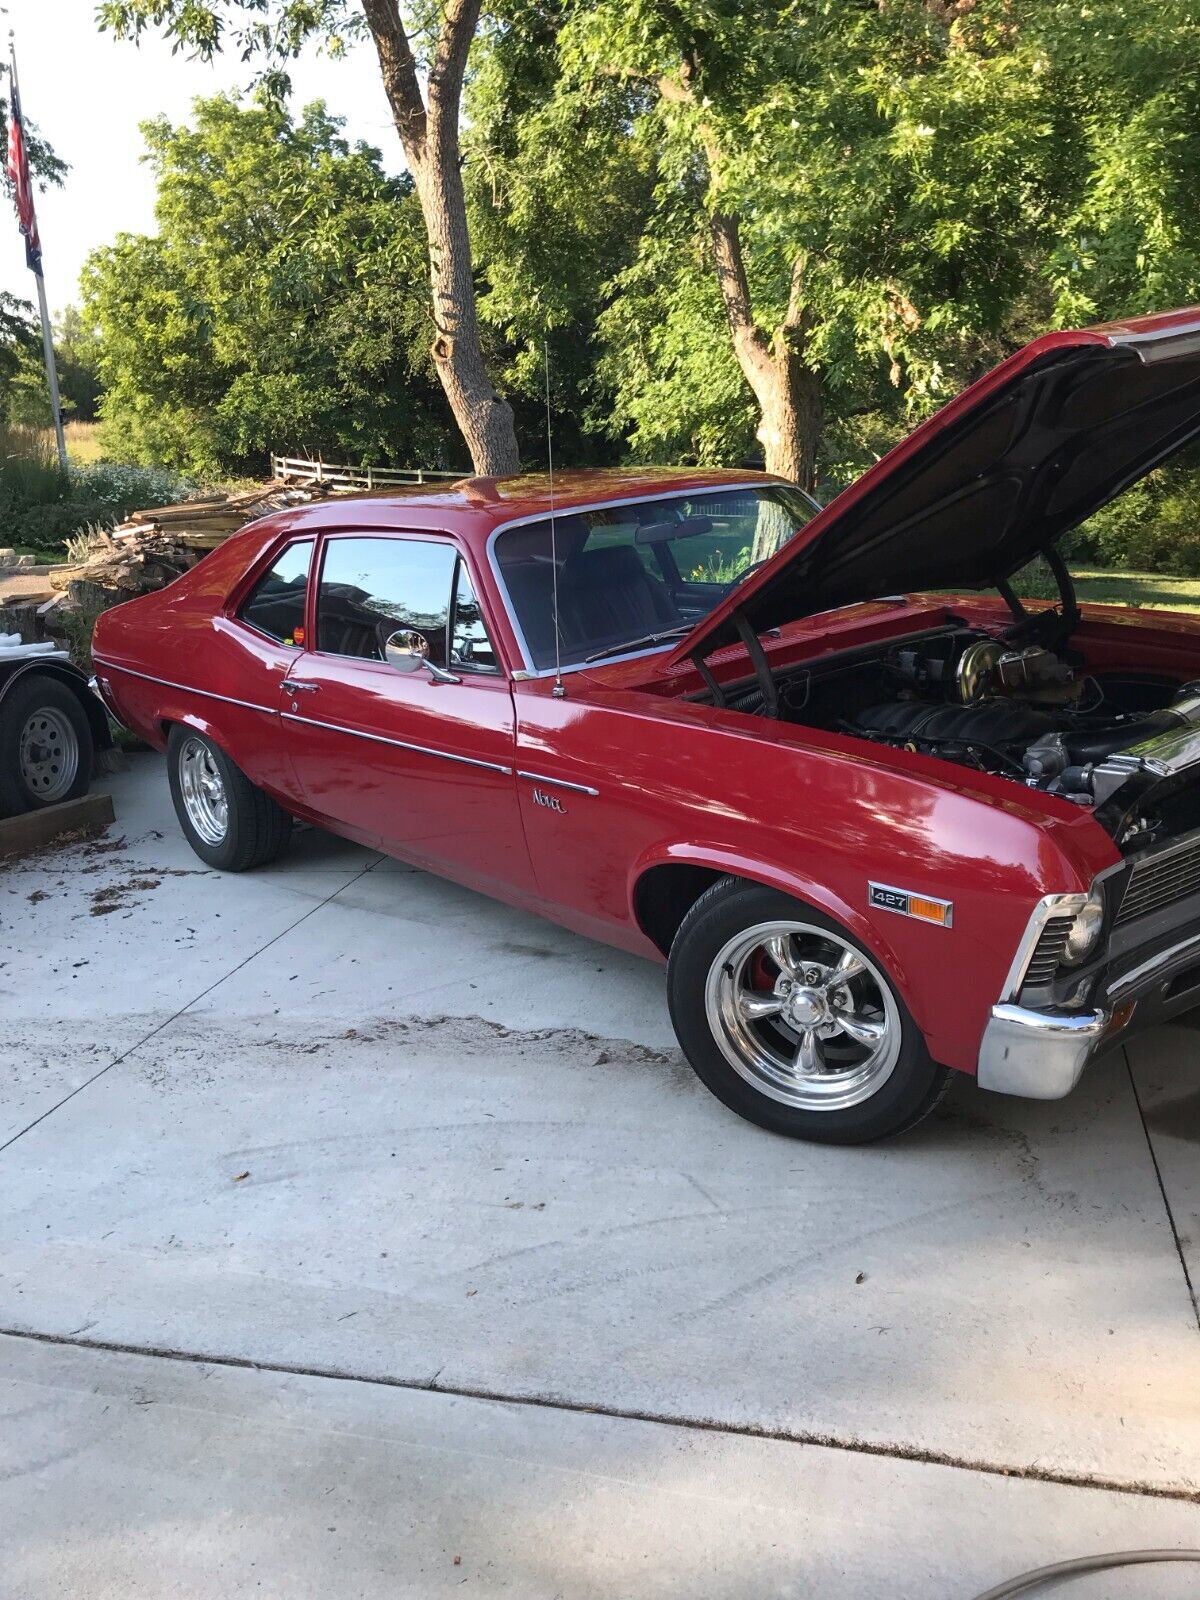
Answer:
[{"xmin": 869, "ymin": 882, "xmax": 953, "ymax": 929}]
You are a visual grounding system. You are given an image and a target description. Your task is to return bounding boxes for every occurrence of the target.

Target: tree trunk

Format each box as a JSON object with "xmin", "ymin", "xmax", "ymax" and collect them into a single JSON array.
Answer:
[
  {"xmin": 758, "ymin": 359, "xmax": 822, "ymax": 487},
  {"xmin": 361, "ymin": 0, "xmax": 520, "ymax": 478},
  {"xmin": 708, "ymin": 211, "xmax": 822, "ymax": 561},
  {"xmin": 412, "ymin": 159, "xmax": 520, "ymax": 477}
]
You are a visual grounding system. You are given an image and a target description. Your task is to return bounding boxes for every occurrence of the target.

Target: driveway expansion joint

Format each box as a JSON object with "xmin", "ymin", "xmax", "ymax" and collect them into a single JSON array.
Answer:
[
  {"xmin": 1125, "ymin": 1046, "xmax": 1200, "ymax": 1335},
  {"xmin": 0, "ymin": 855, "xmax": 383, "ymax": 1158},
  {"xmin": 4, "ymin": 1324, "xmax": 1196, "ymax": 1507}
]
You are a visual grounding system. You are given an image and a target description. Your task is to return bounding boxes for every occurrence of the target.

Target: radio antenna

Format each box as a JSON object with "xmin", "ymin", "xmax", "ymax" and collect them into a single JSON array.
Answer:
[{"xmin": 545, "ymin": 338, "xmax": 565, "ymax": 699}]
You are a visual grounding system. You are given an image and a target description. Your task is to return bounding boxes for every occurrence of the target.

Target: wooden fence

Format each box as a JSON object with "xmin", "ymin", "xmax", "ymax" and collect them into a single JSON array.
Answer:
[{"xmin": 270, "ymin": 455, "xmax": 464, "ymax": 489}]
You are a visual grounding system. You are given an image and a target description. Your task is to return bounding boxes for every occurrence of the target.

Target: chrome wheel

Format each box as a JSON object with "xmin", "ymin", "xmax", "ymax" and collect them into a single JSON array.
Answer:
[
  {"xmin": 178, "ymin": 736, "xmax": 228, "ymax": 845},
  {"xmin": 18, "ymin": 706, "xmax": 79, "ymax": 802},
  {"xmin": 704, "ymin": 920, "xmax": 901, "ymax": 1111}
]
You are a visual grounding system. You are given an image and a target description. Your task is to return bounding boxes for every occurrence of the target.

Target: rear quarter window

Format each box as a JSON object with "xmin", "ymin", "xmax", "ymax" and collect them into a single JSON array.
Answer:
[{"xmin": 238, "ymin": 540, "xmax": 314, "ymax": 646}]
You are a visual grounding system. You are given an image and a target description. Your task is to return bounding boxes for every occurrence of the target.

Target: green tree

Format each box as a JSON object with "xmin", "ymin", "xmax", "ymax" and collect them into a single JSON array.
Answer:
[
  {"xmin": 463, "ymin": 9, "xmax": 657, "ymax": 461},
  {"xmin": 98, "ymin": 0, "xmax": 522, "ymax": 475},
  {"xmin": 54, "ymin": 306, "xmax": 104, "ymax": 424},
  {"xmin": 83, "ymin": 93, "xmax": 453, "ymax": 476},
  {"xmin": 0, "ymin": 292, "xmax": 46, "ymax": 424},
  {"xmin": 472, "ymin": 0, "xmax": 1200, "ymax": 511}
]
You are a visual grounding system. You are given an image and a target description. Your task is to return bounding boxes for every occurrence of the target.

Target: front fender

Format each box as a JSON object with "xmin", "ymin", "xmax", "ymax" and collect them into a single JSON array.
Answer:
[{"xmin": 628, "ymin": 839, "xmax": 921, "ymax": 1013}]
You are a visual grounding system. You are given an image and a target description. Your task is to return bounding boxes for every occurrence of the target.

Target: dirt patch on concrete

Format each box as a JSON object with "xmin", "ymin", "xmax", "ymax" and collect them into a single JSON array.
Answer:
[{"xmin": 90, "ymin": 877, "xmax": 163, "ymax": 916}]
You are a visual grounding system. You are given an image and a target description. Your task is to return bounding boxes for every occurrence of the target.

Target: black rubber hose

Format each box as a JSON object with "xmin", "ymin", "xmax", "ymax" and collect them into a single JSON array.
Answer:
[
  {"xmin": 1064, "ymin": 711, "xmax": 1183, "ymax": 765},
  {"xmin": 969, "ymin": 1548, "xmax": 1200, "ymax": 1599}
]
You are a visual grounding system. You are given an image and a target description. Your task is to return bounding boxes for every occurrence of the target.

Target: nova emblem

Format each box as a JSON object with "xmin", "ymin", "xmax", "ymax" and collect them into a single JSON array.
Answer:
[
  {"xmin": 869, "ymin": 881, "xmax": 953, "ymax": 929},
  {"xmin": 531, "ymin": 788, "xmax": 566, "ymax": 814}
]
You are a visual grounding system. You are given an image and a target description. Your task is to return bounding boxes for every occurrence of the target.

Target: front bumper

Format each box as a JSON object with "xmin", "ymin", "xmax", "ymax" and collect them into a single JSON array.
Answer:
[
  {"xmin": 977, "ymin": 1004, "xmax": 1110, "ymax": 1099},
  {"xmin": 978, "ymin": 917, "xmax": 1200, "ymax": 1098}
]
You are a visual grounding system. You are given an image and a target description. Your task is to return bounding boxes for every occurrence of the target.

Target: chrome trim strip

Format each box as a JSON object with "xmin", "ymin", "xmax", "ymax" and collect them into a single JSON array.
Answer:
[
  {"xmin": 484, "ymin": 480, "xmax": 782, "ymax": 676},
  {"xmin": 998, "ymin": 892, "xmax": 1088, "ymax": 1002},
  {"xmin": 516, "ymin": 769, "xmax": 599, "ymax": 797},
  {"xmin": 1108, "ymin": 929, "xmax": 1200, "ymax": 1001},
  {"xmin": 280, "ymin": 710, "xmax": 512, "ymax": 775},
  {"xmin": 1106, "ymin": 319, "xmax": 1200, "ymax": 362},
  {"xmin": 91, "ymin": 656, "xmax": 278, "ymax": 718}
]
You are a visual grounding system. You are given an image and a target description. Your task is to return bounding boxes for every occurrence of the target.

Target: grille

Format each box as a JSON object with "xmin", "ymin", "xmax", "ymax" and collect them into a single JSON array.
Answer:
[
  {"xmin": 1021, "ymin": 915, "xmax": 1076, "ymax": 990},
  {"xmin": 1117, "ymin": 833, "xmax": 1200, "ymax": 926}
]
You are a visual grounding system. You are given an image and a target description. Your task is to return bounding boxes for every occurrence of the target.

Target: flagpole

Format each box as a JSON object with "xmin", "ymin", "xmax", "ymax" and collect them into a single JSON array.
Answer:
[{"xmin": 8, "ymin": 33, "xmax": 66, "ymax": 470}]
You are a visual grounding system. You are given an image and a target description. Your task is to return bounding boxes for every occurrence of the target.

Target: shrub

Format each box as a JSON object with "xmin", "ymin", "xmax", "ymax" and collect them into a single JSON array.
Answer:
[
  {"xmin": 0, "ymin": 424, "xmax": 192, "ymax": 552},
  {"xmin": 0, "ymin": 423, "xmax": 65, "ymax": 514},
  {"xmin": 1067, "ymin": 441, "xmax": 1200, "ymax": 577}
]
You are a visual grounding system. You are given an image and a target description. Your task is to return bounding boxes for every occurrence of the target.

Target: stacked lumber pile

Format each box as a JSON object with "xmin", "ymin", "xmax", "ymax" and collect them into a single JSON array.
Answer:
[{"xmin": 43, "ymin": 480, "xmax": 347, "ymax": 627}]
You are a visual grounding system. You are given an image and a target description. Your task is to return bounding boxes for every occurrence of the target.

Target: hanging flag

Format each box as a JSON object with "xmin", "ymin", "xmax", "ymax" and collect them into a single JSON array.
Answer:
[{"xmin": 7, "ymin": 77, "xmax": 42, "ymax": 277}]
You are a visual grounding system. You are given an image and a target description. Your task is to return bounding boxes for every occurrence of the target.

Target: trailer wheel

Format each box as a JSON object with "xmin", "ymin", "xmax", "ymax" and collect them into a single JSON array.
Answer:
[{"xmin": 0, "ymin": 673, "xmax": 94, "ymax": 817}]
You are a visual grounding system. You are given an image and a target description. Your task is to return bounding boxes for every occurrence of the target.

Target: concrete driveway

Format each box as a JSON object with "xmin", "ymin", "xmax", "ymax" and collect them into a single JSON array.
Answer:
[{"xmin": 2, "ymin": 752, "xmax": 1198, "ymax": 1597}]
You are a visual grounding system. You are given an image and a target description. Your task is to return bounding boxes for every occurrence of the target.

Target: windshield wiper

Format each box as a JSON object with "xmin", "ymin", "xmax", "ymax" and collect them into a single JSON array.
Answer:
[{"xmin": 583, "ymin": 624, "xmax": 694, "ymax": 664}]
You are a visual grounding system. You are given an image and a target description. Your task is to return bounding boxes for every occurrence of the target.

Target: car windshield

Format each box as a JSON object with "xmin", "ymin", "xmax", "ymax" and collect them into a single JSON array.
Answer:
[{"xmin": 492, "ymin": 485, "xmax": 820, "ymax": 671}]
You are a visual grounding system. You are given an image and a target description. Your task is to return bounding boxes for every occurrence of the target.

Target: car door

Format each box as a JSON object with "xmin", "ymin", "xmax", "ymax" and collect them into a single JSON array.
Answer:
[
  {"xmin": 280, "ymin": 530, "xmax": 534, "ymax": 898},
  {"xmin": 217, "ymin": 534, "xmax": 316, "ymax": 806}
]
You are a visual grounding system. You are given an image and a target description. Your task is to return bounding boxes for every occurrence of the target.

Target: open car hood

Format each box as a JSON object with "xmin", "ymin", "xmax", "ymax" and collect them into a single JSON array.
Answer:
[{"xmin": 669, "ymin": 306, "xmax": 1200, "ymax": 666}]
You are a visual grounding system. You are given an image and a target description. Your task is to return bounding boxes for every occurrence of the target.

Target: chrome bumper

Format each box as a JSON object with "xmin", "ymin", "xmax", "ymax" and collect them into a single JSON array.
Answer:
[
  {"xmin": 976, "ymin": 1003, "xmax": 1109, "ymax": 1100},
  {"xmin": 88, "ymin": 672, "xmax": 128, "ymax": 732}
]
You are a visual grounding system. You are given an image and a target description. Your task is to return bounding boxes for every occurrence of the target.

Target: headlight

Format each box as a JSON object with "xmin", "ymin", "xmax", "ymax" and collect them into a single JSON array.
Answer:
[{"xmin": 1061, "ymin": 891, "xmax": 1105, "ymax": 966}]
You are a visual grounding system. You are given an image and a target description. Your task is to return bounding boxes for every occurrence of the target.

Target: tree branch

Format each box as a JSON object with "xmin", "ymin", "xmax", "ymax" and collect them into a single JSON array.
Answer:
[
  {"xmin": 360, "ymin": 0, "xmax": 428, "ymax": 165},
  {"xmin": 428, "ymin": 0, "xmax": 482, "ymax": 132}
]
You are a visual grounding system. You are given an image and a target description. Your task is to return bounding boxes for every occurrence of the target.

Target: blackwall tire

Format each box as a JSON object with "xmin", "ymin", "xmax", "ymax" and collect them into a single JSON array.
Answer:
[
  {"xmin": 0, "ymin": 674, "xmax": 93, "ymax": 817},
  {"xmin": 167, "ymin": 725, "xmax": 291, "ymax": 871},
  {"xmin": 667, "ymin": 877, "xmax": 952, "ymax": 1143}
]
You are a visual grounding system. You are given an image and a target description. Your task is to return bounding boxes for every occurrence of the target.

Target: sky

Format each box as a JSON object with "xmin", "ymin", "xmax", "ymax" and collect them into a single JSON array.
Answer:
[{"xmin": 0, "ymin": 0, "xmax": 404, "ymax": 318}]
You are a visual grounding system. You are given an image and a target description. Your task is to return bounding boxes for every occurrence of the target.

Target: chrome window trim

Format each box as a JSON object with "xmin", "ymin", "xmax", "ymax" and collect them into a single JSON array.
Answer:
[
  {"xmin": 516, "ymin": 769, "xmax": 599, "ymax": 797},
  {"xmin": 484, "ymin": 480, "xmax": 787, "ymax": 676},
  {"xmin": 279, "ymin": 709, "xmax": 512, "ymax": 775},
  {"xmin": 90, "ymin": 657, "xmax": 278, "ymax": 718},
  {"xmin": 999, "ymin": 892, "xmax": 1089, "ymax": 1002}
]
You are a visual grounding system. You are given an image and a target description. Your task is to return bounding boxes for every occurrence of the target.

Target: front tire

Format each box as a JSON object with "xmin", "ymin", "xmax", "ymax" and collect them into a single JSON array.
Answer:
[
  {"xmin": 167, "ymin": 726, "xmax": 291, "ymax": 871},
  {"xmin": 667, "ymin": 878, "xmax": 951, "ymax": 1143}
]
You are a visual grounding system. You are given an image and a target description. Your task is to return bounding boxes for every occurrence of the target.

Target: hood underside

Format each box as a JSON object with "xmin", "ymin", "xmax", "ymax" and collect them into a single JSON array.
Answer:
[{"xmin": 673, "ymin": 308, "xmax": 1200, "ymax": 664}]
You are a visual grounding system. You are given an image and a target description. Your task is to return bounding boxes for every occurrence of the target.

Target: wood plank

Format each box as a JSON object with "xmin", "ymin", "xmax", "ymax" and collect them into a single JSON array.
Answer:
[{"xmin": 0, "ymin": 791, "xmax": 115, "ymax": 859}]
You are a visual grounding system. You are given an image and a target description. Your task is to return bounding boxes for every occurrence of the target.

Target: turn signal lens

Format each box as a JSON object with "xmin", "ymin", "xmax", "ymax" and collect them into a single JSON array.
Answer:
[
  {"xmin": 1108, "ymin": 1001, "xmax": 1137, "ymax": 1035},
  {"xmin": 1062, "ymin": 892, "xmax": 1105, "ymax": 966},
  {"xmin": 909, "ymin": 896, "xmax": 950, "ymax": 927}
]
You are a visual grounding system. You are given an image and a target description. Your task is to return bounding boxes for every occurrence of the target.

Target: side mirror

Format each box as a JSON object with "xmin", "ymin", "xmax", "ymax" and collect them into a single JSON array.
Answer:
[{"xmin": 383, "ymin": 629, "xmax": 461, "ymax": 685}]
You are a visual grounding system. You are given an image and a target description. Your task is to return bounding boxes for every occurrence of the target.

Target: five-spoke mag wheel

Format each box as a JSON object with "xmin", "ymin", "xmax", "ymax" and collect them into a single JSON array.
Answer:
[
  {"xmin": 706, "ymin": 920, "xmax": 901, "ymax": 1111},
  {"xmin": 669, "ymin": 879, "xmax": 951, "ymax": 1143}
]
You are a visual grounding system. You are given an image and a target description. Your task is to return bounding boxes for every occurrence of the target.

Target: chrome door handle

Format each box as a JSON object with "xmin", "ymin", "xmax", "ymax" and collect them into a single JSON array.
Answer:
[{"xmin": 282, "ymin": 679, "xmax": 320, "ymax": 693}]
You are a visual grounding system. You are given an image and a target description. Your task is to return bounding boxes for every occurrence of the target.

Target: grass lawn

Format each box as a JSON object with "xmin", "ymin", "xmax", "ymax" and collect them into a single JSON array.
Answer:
[
  {"xmin": 1061, "ymin": 569, "xmax": 1200, "ymax": 613},
  {"xmin": 10, "ymin": 545, "xmax": 69, "ymax": 563}
]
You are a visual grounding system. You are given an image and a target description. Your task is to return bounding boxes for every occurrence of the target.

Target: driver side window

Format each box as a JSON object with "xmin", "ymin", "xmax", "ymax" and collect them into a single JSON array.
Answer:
[
  {"xmin": 317, "ymin": 537, "xmax": 455, "ymax": 663},
  {"xmin": 315, "ymin": 536, "xmax": 499, "ymax": 672}
]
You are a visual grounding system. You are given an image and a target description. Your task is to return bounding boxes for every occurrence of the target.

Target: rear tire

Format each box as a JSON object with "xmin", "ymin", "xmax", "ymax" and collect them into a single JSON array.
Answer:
[
  {"xmin": 0, "ymin": 674, "xmax": 93, "ymax": 817},
  {"xmin": 667, "ymin": 878, "xmax": 951, "ymax": 1143},
  {"xmin": 167, "ymin": 725, "xmax": 291, "ymax": 871}
]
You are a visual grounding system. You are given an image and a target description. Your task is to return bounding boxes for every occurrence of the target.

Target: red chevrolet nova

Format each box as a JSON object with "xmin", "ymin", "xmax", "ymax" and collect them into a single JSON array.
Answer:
[{"xmin": 92, "ymin": 308, "xmax": 1200, "ymax": 1142}]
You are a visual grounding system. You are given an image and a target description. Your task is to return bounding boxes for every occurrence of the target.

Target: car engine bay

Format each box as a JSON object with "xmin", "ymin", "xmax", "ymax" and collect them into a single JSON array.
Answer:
[{"xmin": 710, "ymin": 616, "xmax": 1200, "ymax": 844}]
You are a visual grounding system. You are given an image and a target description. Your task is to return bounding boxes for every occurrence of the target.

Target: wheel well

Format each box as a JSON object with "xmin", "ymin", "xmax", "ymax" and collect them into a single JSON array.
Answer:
[{"xmin": 633, "ymin": 863, "xmax": 725, "ymax": 956}]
